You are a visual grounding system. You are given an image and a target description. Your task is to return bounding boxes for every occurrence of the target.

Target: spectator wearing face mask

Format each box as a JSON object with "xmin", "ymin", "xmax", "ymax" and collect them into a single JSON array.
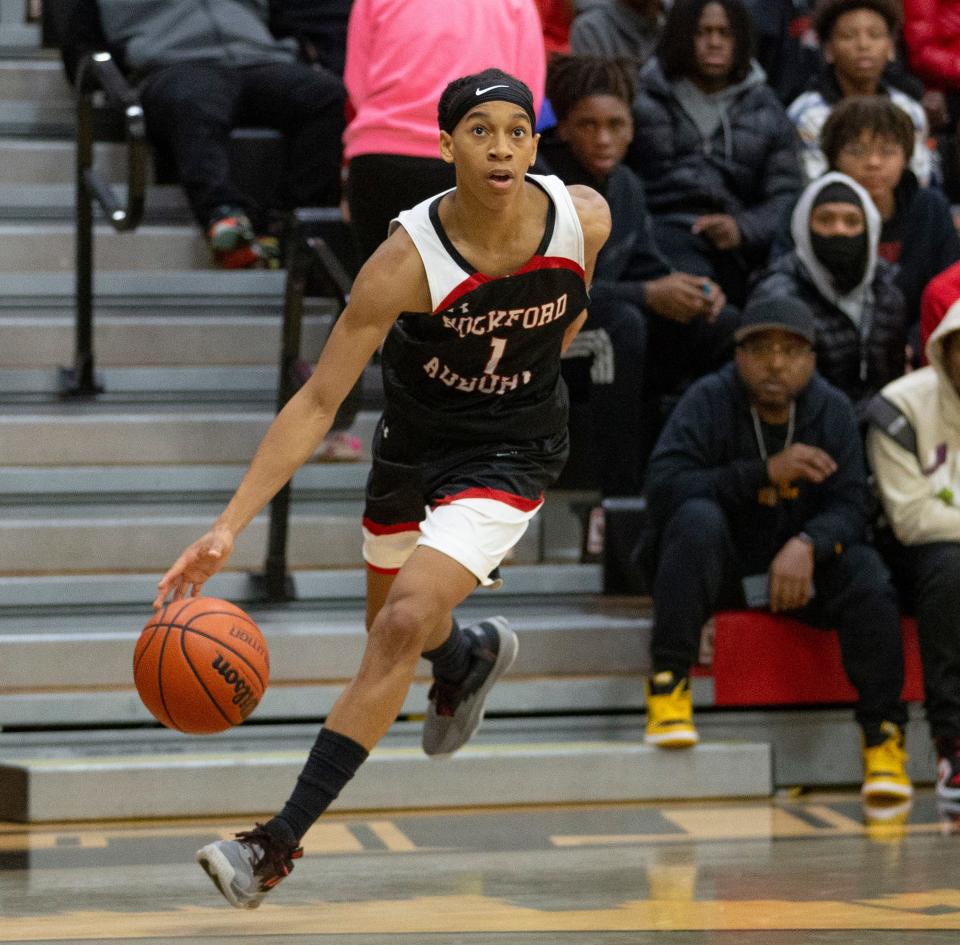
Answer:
[{"xmin": 750, "ymin": 172, "xmax": 908, "ymax": 416}]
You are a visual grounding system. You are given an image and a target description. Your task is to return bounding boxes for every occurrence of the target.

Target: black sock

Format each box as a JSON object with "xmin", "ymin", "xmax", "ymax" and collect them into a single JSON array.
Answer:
[
  {"xmin": 268, "ymin": 727, "xmax": 369, "ymax": 844},
  {"xmin": 422, "ymin": 618, "xmax": 473, "ymax": 683}
]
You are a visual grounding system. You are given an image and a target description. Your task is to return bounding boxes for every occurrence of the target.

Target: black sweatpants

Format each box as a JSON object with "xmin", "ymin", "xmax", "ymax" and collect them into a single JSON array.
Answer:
[
  {"xmin": 347, "ymin": 153, "xmax": 456, "ymax": 265},
  {"xmin": 651, "ymin": 497, "xmax": 907, "ymax": 733},
  {"xmin": 139, "ymin": 60, "xmax": 345, "ymax": 228},
  {"xmin": 896, "ymin": 541, "xmax": 960, "ymax": 739}
]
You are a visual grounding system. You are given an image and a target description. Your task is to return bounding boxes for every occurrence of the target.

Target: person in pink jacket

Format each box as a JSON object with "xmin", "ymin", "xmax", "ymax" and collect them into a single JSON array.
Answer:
[{"xmin": 344, "ymin": 0, "xmax": 547, "ymax": 262}]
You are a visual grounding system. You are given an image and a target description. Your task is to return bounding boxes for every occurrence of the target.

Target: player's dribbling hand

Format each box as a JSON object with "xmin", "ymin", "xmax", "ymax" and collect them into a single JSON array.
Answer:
[{"xmin": 153, "ymin": 524, "xmax": 235, "ymax": 610}]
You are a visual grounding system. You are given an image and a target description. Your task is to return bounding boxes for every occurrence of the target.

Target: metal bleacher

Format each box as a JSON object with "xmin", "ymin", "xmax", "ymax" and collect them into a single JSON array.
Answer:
[{"xmin": 0, "ymin": 1, "xmax": 926, "ymax": 823}]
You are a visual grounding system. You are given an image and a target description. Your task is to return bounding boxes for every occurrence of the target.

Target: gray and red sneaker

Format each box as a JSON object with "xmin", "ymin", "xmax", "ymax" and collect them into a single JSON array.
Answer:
[
  {"xmin": 421, "ymin": 616, "xmax": 518, "ymax": 759},
  {"xmin": 196, "ymin": 823, "xmax": 302, "ymax": 909}
]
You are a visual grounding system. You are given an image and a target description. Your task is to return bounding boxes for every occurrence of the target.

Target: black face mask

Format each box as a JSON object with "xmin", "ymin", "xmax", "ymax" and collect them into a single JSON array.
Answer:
[{"xmin": 810, "ymin": 231, "xmax": 869, "ymax": 295}]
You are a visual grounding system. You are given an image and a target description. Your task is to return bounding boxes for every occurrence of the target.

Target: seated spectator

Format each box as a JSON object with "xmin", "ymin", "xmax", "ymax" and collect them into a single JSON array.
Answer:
[
  {"xmin": 821, "ymin": 96, "xmax": 960, "ymax": 329},
  {"xmin": 867, "ymin": 299, "xmax": 960, "ymax": 810},
  {"xmin": 743, "ymin": 0, "xmax": 820, "ymax": 105},
  {"xmin": 570, "ymin": 0, "xmax": 665, "ymax": 66},
  {"xmin": 63, "ymin": 0, "xmax": 346, "ymax": 269},
  {"xmin": 750, "ymin": 173, "xmax": 907, "ymax": 416},
  {"xmin": 626, "ymin": 0, "xmax": 802, "ymax": 307},
  {"xmin": 643, "ymin": 296, "xmax": 911, "ymax": 807},
  {"xmin": 788, "ymin": 0, "xmax": 934, "ymax": 186},
  {"xmin": 539, "ymin": 55, "xmax": 735, "ymax": 494},
  {"xmin": 343, "ymin": 0, "xmax": 545, "ymax": 264},
  {"xmin": 921, "ymin": 261, "xmax": 960, "ymax": 358}
]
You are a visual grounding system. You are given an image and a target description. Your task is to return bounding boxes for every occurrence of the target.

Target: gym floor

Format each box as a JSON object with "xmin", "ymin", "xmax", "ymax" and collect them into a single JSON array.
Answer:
[{"xmin": 2, "ymin": 790, "xmax": 958, "ymax": 944}]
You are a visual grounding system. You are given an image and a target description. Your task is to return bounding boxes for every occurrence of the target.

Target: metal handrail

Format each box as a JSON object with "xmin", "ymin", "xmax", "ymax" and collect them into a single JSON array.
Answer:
[
  {"xmin": 62, "ymin": 51, "xmax": 148, "ymax": 397},
  {"xmin": 257, "ymin": 209, "xmax": 355, "ymax": 602}
]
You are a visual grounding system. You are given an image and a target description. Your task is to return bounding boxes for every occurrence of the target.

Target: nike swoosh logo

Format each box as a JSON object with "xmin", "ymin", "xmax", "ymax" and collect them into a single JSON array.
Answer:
[{"xmin": 476, "ymin": 85, "xmax": 510, "ymax": 95}]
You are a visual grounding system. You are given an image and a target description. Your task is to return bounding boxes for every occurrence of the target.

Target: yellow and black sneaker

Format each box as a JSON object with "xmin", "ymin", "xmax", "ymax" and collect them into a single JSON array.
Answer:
[
  {"xmin": 862, "ymin": 721, "xmax": 913, "ymax": 803},
  {"xmin": 644, "ymin": 671, "xmax": 699, "ymax": 749}
]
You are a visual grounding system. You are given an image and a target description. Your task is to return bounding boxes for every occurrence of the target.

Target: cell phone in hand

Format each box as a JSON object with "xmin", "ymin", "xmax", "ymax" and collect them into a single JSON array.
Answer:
[
  {"xmin": 741, "ymin": 573, "xmax": 816, "ymax": 610},
  {"xmin": 741, "ymin": 573, "xmax": 769, "ymax": 609}
]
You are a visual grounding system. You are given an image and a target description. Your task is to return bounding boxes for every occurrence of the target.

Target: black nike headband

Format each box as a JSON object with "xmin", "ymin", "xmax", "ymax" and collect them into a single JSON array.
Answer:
[{"xmin": 439, "ymin": 80, "xmax": 537, "ymax": 134}]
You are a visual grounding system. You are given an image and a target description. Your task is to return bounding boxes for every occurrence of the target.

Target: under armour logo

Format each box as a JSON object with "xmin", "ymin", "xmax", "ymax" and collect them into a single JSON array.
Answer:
[{"xmin": 476, "ymin": 85, "xmax": 510, "ymax": 95}]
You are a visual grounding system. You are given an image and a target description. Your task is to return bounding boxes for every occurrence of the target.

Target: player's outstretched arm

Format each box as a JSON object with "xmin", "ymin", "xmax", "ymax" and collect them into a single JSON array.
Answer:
[
  {"xmin": 154, "ymin": 230, "xmax": 430, "ymax": 608},
  {"xmin": 561, "ymin": 184, "xmax": 611, "ymax": 354}
]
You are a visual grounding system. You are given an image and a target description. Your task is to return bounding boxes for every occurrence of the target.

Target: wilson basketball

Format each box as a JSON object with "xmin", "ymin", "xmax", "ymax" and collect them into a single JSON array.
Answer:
[{"xmin": 133, "ymin": 596, "xmax": 269, "ymax": 734}]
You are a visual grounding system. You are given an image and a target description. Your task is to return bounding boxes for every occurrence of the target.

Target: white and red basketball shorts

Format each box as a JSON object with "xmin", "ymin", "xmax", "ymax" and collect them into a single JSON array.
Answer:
[{"xmin": 361, "ymin": 416, "xmax": 569, "ymax": 586}]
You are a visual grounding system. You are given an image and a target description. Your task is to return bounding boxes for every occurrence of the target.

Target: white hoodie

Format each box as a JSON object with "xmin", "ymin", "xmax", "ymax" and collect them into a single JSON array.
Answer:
[
  {"xmin": 790, "ymin": 171, "xmax": 881, "ymax": 328},
  {"xmin": 867, "ymin": 300, "xmax": 960, "ymax": 545}
]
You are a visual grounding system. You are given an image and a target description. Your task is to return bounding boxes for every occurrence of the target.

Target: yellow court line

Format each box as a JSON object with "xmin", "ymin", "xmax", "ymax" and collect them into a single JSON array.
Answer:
[{"xmin": 366, "ymin": 820, "xmax": 418, "ymax": 852}]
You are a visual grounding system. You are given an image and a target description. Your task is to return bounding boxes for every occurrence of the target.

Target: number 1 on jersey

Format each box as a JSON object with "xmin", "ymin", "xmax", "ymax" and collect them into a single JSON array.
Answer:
[{"xmin": 484, "ymin": 337, "xmax": 507, "ymax": 375}]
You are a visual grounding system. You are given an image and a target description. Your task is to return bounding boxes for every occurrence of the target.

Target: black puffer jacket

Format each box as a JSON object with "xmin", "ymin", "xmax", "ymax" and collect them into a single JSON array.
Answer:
[
  {"xmin": 750, "ymin": 253, "xmax": 906, "ymax": 416},
  {"xmin": 626, "ymin": 58, "xmax": 802, "ymax": 259}
]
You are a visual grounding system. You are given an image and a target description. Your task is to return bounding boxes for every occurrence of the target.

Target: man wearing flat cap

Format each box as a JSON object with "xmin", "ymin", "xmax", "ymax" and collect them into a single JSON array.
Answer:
[{"xmin": 641, "ymin": 295, "xmax": 911, "ymax": 806}]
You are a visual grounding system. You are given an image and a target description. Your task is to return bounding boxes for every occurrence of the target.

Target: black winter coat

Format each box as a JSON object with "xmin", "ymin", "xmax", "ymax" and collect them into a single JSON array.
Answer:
[
  {"xmin": 537, "ymin": 135, "xmax": 670, "ymax": 310},
  {"xmin": 749, "ymin": 253, "xmax": 907, "ymax": 415},
  {"xmin": 645, "ymin": 363, "xmax": 867, "ymax": 568},
  {"xmin": 626, "ymin": 59, "xmax": 802, "ymax": 259}
]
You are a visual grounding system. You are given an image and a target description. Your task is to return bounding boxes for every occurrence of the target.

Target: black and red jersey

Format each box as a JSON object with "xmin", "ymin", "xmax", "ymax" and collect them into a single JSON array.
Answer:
[{"xmin": 382, "ymin": 173, "xmax": 589, "ymax": 442}]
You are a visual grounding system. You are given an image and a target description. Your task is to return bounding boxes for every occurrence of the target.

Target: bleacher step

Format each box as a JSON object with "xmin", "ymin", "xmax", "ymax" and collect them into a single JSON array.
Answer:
[
  {"xmin": 0, "ymin": 462, "xmax": 370, "ymax": 500},
  {"xmin": 0, "ymin": 138, "xmax": 128, "ymax": 184},
  {"xmin": 0, "ymin": 223, "xmax": 209, "ymax": 270},
  {"xmin": 0, "ymin": 24, "xmax": 42, "ymax": 52},
  {"xmin": 0, "ymin": 489, "xmax": 584, "ymax": 573},
  {"xmin": 0, "ymin": 562, "xmax": 604, "ymax": 610},
  {"xmin": 0, "ymin": 182, "xmax": 192, "ymax": 223},
  {"xmin": 0, "ymin": 719, "xmax": 772, "ymax": 822},
  {"xmin": 0, "ymin": 595, "xmax": 656, "ymax": 727},
  {"xmin": 3, "ymin": 404, "xmax": 297, "ymax": 464},
  {"xmin": 0, "ymin": 59, "xmax": 70, "ymax": 102}
]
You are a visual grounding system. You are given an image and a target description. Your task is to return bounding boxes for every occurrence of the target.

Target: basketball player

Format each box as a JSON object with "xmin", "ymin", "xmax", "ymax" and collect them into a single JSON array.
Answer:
[{"xmin": 154, "ymin": 68, "xmax": 610, "ymax": 908}]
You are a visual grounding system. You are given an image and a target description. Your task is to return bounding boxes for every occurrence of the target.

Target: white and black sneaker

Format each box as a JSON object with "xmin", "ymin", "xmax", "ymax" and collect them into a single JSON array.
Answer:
[
  {"xmin": 422, "ymin": 617, "xmax": 518, "ymax": 759},
  {"xmin": 196, "ymin": 824, "xmax": 302, "ymax": 909}
]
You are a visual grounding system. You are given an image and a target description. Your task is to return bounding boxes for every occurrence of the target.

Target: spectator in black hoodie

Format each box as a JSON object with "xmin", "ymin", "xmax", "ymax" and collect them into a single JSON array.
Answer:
[
  {"xmin": 642, "ymin": 296, "xmax": 910, "ymax": 808},
  {"xmin": 539, "ymin": 55, "xmax": 735, "ymax": 494},
  {"xmin": 821, "ymin": 95, "xmax": 960, "ymax": 330},
  {"xmin": 626, "ymin": 0, "xmax": 802, "ymax": 306}
]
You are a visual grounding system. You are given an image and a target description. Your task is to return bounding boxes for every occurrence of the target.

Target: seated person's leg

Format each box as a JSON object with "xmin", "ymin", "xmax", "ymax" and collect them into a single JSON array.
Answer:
[
  {"xmin": 802, "ymin": 544, "xmax": 912, "ymax": 802},
  {"xmin": 139, "ymin": 63, "xmax": 254, "ymax": 259},
  {"xmin": 237, "ymin": 61, "xmax": 346, "ymax": 209},
  {"xmin": 904, "ymin": 541, "xmax": 960, "ymax": 799},
  {"xmin": 652, "ymin": 217, "xmax": 749, "ymax": 307},
  {"xmin": 571, "ymin": 297, "xmax": 648, "ymax": 496},
  {"xmin": 647, "ymin": 497, "xmax": 741, "ymax": 748},
  {"xmin": 347, "ymin": 154, "xmax": 456, "ymax": 266}
]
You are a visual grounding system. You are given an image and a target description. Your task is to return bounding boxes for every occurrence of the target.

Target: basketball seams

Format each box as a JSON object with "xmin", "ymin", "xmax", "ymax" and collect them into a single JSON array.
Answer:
[
  {"xmin": 134, "ymin": 596, "xmax": 194, "ymax": 680},
  {"xmin": 155, "ymin": 627, "xmax": 179, "ymax": 731},
  {"xmin": 179, "ymin": 627, "xmax": 235, "ymax": 728},
  {"xmin": 179, "ymin": 612, "xmax": 268, "ymax": 690}
]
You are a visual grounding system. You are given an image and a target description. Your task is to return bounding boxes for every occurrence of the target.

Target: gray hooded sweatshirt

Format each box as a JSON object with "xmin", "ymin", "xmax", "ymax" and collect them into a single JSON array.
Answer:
[
  {"xmin": 570, "ymin": 1, "xmax": 664, "ymax": 63},
  {"xmin": 97, "ymin": 0, "xmax": 297, "ymax": 74}
]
